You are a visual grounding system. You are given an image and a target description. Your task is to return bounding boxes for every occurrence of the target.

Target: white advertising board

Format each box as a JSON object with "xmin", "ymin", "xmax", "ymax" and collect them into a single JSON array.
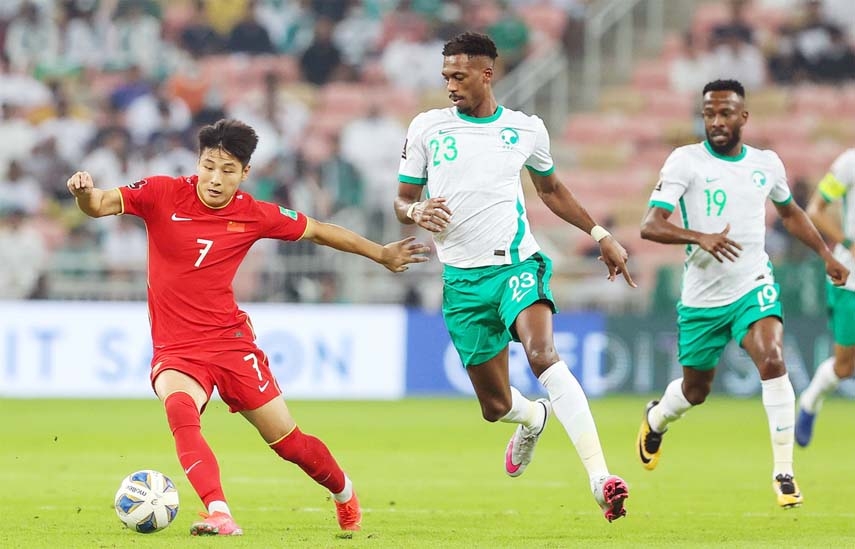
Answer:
[{"xmin": 0, "ymin": 301, "xmax": 406, "ymax": 399}]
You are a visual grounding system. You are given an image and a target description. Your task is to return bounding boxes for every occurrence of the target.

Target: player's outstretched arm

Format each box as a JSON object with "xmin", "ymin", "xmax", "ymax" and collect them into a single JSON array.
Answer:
[
  {"xmin": 641, "ymin": 206, "xmax": 742, "ymax": 263},
  {"xmin": 66, "ymin": 171, "xmax": 122, "ymax": 218},
  {"xmin": 301, "ymin": 217, "xmax": 431, "ymax": 273},
  {"xmin": 529, "ymin": 171, "xmax": 636, "ymax": 287},
  {"xmin": 776, "ymin": 200, "xmax": 849, "ymax": 285}
]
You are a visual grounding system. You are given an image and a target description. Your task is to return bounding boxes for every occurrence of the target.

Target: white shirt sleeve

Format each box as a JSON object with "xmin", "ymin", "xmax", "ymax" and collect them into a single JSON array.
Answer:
[
  {"xmin": 398, "ymin": 114, "xmax": 428, "ymax": 185},
  {"xmin": 649, "ymin": 148, "xmax": 690, "ymax": 211},
  {"xmin": 524, "ymin": 116, "xmax": 554, "ymax": 175},
  {"xmin": 767, "ymin": 151, "xmax": 792, "ymax": 204}
]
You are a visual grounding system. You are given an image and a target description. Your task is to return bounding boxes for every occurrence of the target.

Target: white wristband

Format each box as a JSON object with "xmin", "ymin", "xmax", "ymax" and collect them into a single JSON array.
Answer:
[
  {"xmin": 590, "ymin": 225, "xmax": 611, "ymax": 242},
  {"xmin": 406, "ymin": 201, "xmax": 420, "ymax": 220}
]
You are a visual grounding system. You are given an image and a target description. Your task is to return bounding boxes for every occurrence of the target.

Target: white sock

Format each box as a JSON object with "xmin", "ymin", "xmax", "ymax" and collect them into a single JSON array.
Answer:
[
  {"xmin": 538, "ymin": 361, "xmax": 609, "ymax": 480},
  {"xmin": 208, "ymin": 500, "xmax": 231, "ymax": 515},
  {"xmin": 648, "ymin": 378, "xmax": 693, "ymax": 433},
  {"xmin": 499, "ymin": 386, "xmax": 542, "ymax": 430},
  {"xmin": 332, "ymin": 475, "xmax": 353, "ymax": 503},
  {"xmin": 800, "ymin": 357, "xmax": 840, "ymax": 413},
  {"xmin": 762, "ymin": 373, "xmax": 795, "ymax": 478}
]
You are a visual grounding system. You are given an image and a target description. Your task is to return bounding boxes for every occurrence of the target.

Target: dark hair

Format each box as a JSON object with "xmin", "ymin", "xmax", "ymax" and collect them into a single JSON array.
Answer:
[
  {"xmin": 442, "ymin": 32, "xmax": 498, "ymax": 60},
  {"xmin": 197, "ymin": 119, "xmax": 258, "ymax": 167},
  {"xmin": 702, "ymin": 79, "xmax": 745, "ymax": 98}
]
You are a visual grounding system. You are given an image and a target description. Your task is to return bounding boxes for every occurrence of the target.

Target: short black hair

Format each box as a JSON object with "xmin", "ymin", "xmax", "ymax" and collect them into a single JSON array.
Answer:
[
  {"xmin": 197, "ymin": 119, "xmax": 258, "ymax": 167},
  {"xmin": 702, "ymin": 79, "xmax": 745, "ymax": 98},
  {"xmin": 442, "ymin": 32, "xmax": 498, "ymax": 60}
]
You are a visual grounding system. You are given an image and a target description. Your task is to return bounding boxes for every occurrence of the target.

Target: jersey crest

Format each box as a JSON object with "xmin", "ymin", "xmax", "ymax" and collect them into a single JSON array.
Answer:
[{"xmin": 499, "ymin": 128, "xmax": 519, "ymax": 148}]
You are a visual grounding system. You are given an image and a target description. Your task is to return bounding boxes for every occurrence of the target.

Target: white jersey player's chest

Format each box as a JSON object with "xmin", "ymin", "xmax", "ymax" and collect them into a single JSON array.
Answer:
[
  {"xmin": 424, "ymin": 125, "xmax": 532, "ymax": 179},
  {"xmin": 685, "ymin": 160, "xmax": 773, "ymax": 216}
]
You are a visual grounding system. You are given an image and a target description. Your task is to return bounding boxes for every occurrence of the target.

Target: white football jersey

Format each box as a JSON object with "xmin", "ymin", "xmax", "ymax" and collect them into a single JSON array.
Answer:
[
  {"xmin": 648, "ymin": 141, "xmax": 792, "ymax": 307},
  {"xmin": 817, "ymin": 148, "xmax": 855, "ymax": 292},
  {"xmin": 398, "ymin": 105, "xmax": 554, "ymax": 268}
]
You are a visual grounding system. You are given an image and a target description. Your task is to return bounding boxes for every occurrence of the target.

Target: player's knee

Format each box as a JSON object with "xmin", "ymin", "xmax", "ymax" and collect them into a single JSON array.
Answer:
[
  {"xmin": 757, "ymin": 356, "xmax": 786, "ymax": 379},
  {"xmin": 838, "ymin": 363, "xmax": 855, "ymax": 378},
  {"xmin": 682, "ymin": 384, "xmax": 710, "ymax": 406},
  {"xmin": 525, "ymin": 347, "xmax": 558, "ymax": 374},
  {"xmin": 481, "ymin": 398, "xmax": 511, "ymax": 422},
  {"xmin": 836, "ymin": 355, "xmax": 855, "ymax": 378},
  {"xmin": 164, "ymin": 391, "xmax": 201, "ymax": 433}
]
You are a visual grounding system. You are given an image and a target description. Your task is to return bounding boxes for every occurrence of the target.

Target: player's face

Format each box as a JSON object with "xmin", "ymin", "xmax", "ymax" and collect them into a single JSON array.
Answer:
[
  {"xmin": 196, "ymin": 147, "xmax": 249, "ymax": 208},
  {"xmin": 702, "ymin": 90, "xmax": 748, "ymax": 156},
  {"xmin": 442, "ymin": 54, "xmax": 492, "ymax": 115}
]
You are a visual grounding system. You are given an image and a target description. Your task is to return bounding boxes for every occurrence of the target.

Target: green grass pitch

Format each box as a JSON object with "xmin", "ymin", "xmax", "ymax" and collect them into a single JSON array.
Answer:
[{"xmin": 3, "ymin": 396, "xmax": 855, "ymax": 548}]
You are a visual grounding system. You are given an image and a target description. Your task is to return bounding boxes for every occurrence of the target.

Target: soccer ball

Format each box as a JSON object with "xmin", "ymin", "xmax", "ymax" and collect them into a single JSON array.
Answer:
[{"xmin": 114, "ymin": 470, "xmax": 179, "ymax": 533}]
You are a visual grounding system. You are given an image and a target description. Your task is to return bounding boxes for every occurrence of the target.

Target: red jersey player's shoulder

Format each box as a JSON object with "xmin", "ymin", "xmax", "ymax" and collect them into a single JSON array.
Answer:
[
  {"xmin": 121, "ymin": 175, "xmax": 198, "ymax": 217},
  {"xmin": 122, "ymin": 175, "xmax": 197, "ymax": 198},
  {"xmin": 250, "ymin": 198, "xmax": 308, "ymax": 241},
  {"xmin": 125, "ymin": 174, "xmax": 195, "ymax": 192}
]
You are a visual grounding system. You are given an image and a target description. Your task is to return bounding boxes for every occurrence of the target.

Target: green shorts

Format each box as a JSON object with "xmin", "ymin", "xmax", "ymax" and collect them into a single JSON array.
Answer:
[
  {"xmin": 826, "ymin": 281, "xmax": 855, "ymax": 346},
  {"xmin": 677, "ymin": 283, "xmax": 783, "ymax": 370},
  {"xmin": 442, "ymin": 251, "xmax": 557, "ymax": 368}
]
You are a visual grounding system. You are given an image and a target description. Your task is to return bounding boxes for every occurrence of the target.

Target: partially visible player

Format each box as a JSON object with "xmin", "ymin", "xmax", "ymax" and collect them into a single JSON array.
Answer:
[
  {"xmin": 67, "ymin": 119, "xmax": 430, "ymax": 536},
  {"xmin": 795, "ymin": 149, "xmax": 855, "ymax": 447},
  {"xmin": 394, "ymin": 32, "xmax": 635, "ymax": 522},
  {"xmin": 636, "ymin": 79, "xmax": 849, "ymax": 508}
]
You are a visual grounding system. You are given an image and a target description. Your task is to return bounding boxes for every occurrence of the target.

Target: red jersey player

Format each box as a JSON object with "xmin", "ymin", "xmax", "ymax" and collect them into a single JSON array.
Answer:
[{"xmin": 66, "ymin": 119, "xmax": 429, "ymax": 536}]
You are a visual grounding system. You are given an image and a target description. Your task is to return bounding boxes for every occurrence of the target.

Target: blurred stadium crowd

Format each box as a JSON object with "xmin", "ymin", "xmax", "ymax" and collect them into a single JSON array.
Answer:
[{"xmin": 0, "ymin": 0, "xmax": 854, "ymax": 312}]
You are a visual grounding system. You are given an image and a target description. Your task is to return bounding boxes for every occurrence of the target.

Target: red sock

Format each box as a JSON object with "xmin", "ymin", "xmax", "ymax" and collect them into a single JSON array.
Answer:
[
  {"xmin": 164, "ymin": 391, "xmax": 225, "ymax": 508},
  {"xmin": 271, "ymin": 427, "xmax": 346, "ymax": 494}
]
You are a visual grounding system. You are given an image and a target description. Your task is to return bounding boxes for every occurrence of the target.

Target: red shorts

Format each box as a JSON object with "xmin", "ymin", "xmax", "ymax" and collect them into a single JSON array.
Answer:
[{"xmin": 150, "ymin": 341, "xmax": 282, "ymax": 413}]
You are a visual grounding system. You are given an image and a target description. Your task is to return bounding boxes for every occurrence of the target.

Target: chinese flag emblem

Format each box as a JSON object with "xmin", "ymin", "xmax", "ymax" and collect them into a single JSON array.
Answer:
[{"xmin": 227, "ymin": 221, "xmax": 246, "ymax": 232}]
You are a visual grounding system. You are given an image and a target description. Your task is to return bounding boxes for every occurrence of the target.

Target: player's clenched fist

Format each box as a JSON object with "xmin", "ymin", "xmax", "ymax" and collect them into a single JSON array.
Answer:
[
  {"xmin": 66, "ymin": 171, "xmax": 95, "ymax": 197},
  {"xmin": 410, "ymin": 197, "xmax": 452, "ymax": 233}
]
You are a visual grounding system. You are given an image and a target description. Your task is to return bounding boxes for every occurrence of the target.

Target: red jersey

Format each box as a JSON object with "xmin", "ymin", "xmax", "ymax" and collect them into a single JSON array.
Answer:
[{"xmin": 118, "ymin": 175, "xmax": 307, "ymax": 351}]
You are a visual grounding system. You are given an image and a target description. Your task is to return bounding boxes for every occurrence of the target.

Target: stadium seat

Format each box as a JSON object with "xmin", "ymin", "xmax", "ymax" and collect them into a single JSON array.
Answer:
[
  {"xmin": 577, "ymin": 146, "xmax": 632, "ymax": 171},
  {"xmin": 564, "ymin": 113, "xmax": 622, "ymax": 143},
  {"xmin": 773, "ymin": 141, "xmax": 840, "ymax": 181},
  {"xmin": 660, "ymin": 32, "xmax": 684, "ymax": 63},
  {"xmin": 598, "ymin": 86, "xmax": 645, "ymax": 115},
  {"xmin": 516, "ymin": 4, "xmax": 567, "ymax": 44},
  {"xmin": 642, "ymin": 89, "xmax": 694, "ymax": 118},
  {"xmin": 747, "ymin": 88, "xmax": 790, "ymax": 119},
  {"xmin": 811, "ymin": 118, "xmax": 855, "ymax": 146},
  {"xmin": 790, "ymin": 84, "xmax": 846, "ymax": 117},
  {"xmin": 630, "ymin": 59, "xmax": 671, "ymax": 91},
  {"xmin": 745, "ymin": 117, "xmax": 814, "ymax": 147},
  {"xmin": 628, "ymin": 144, "xmax": 672, "ymax": 174},
  {"xmin": 690, "ymin": 2, "xmax": 728, "ymax": 40},
  {"xmin": 318, "ymin": 83, "xmax": 372, "ymax": 115}
]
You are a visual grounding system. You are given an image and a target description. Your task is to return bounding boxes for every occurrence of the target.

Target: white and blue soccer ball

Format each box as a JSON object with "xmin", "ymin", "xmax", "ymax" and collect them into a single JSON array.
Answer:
[{"xmin": 114, "ymin": 470, "xmax": 179, "ymax": 533}]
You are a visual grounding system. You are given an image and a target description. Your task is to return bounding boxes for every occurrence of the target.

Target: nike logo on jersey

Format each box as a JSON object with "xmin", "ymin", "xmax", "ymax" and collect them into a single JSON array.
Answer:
[
  {"xmin": 438, "ymin": 129, "xmax": 454, "ymax": 134},
  {"xmin": 705, "ymin": 177, "xmax": 719, "ymax": 183},
  {"xmin": 184, "ymin": 459, "xmax": 202, "ymax": 474},
  {"xmin": 258, "ymin": 380, "xmax": 270, "ymax": 392},
  {"xmin": 171, "ymin": 213, "xmax": 192, "ymax": 221}
]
